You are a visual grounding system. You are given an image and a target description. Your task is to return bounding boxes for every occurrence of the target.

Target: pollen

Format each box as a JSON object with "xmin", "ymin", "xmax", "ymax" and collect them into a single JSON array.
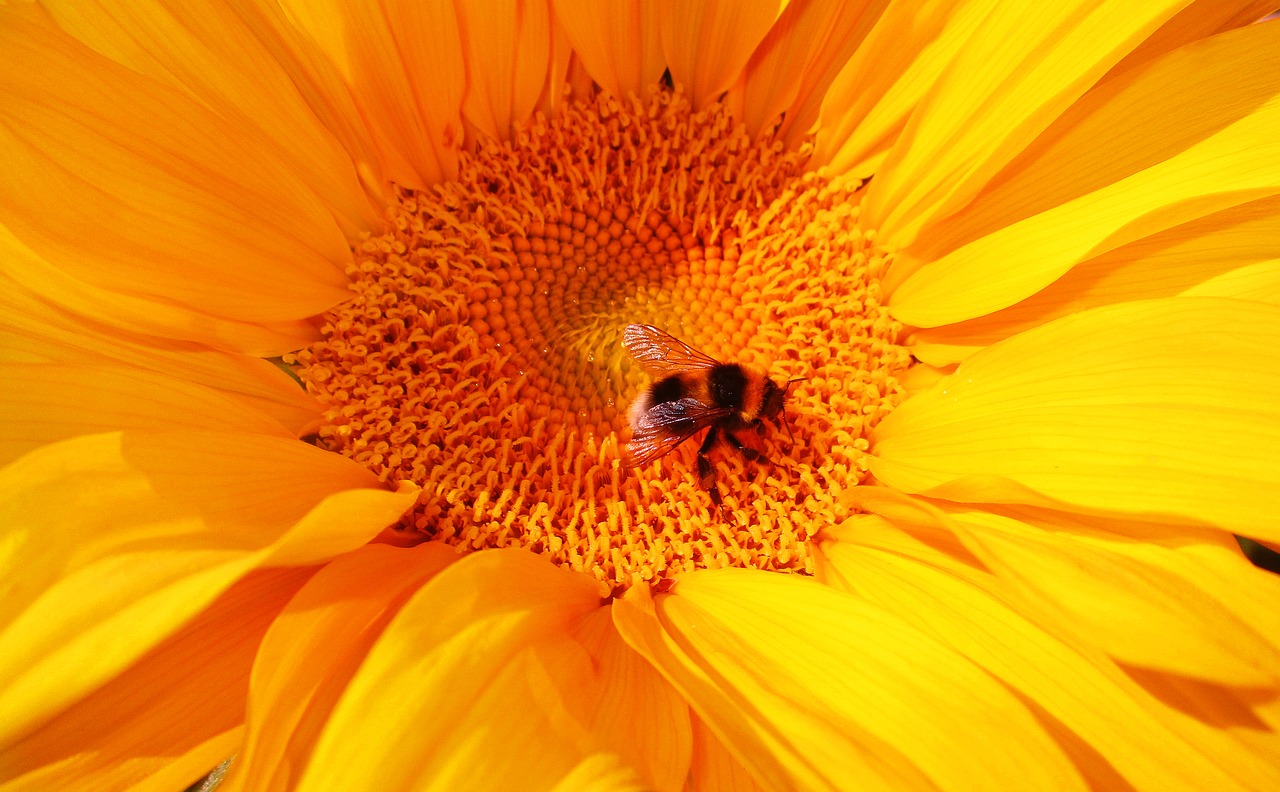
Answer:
[{"xmin": 288, "ymin": 89, "xmax": 909, "ymax": 596}]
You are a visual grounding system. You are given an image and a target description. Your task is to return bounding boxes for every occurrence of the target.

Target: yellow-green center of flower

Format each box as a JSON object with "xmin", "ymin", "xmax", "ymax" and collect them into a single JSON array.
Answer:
[{"xmin": 289, "ymin": 90, "xmax": 910, "ymax": 596}]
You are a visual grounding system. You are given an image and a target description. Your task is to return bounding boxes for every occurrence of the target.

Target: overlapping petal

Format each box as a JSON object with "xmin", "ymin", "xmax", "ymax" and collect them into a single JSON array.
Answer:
[
  {"xmin": 0, "ymin": 431, "xmax": 415, "ymax": 748},
  {"xmin": 656, "ymin": 0, "xmax": 776, "ymax": 109},
  {"xmin": 729, "ymin": 0, "xmax": 889, "ymax": 143},
  {"xmin": 1, "ymin": 568, "xmax": 313, "ymax": 791},
  {"xmin": 0, "ymin": 10, "xmax": 354, "ymax": 355},
  {"xmin": 872, "ymin": 298, "xmax": 1280, "ymax": 542},
  {"xmin": 946, "ymin": 505, "xmax": 1280, "ymax": 687},
  {"xmin": 863, "ymin": 0, "xmax": 1191, "ymax": 251},
  {"xmin": 294, "ymin": 551, "xmax": 683, "ymax": 792},
  {"xmin": 455, "ymin": 0, "xmax": 554, "ymax": 142},
  {"xmin": 225, "ymin": 543, "xmax": 459, "ymax": 792},
  {"xmin": 817, "ymin": 513, "xmax": 1280, "ymax": 788},
  {"xmin": 550, "ymin": 0, "xmax": 664, "ymax": 101},
  {"xmin": 615, "ymin": 569, "xmax": 1083, "ymax": 791},
  {"xmin": 909, "ymin": 195, "xmax": 1280, "ymax": 365},
  {"xmin": 815, "ymin": 0, "xmax": 988, "ymax": 177},
  {"xmin": 888, "ymin": 20, "xmax": 1280, "ymax": 326},
  {"xmin": 0, "ymin": 265, "xmax": 322, "ymax": 434},
  {"xmin": 276, "ymin": 0, "xmax": 466, "ymax": 190},
  {"xmin": 38, "ymin": 0, "xmax": 383, "ymax": 235}
]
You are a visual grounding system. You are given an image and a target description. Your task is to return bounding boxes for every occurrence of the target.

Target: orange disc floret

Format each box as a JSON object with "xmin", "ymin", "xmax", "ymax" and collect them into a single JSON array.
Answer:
[{"xmin": 288, "ymin": 89, "xmax": 909, "ymax": 596}]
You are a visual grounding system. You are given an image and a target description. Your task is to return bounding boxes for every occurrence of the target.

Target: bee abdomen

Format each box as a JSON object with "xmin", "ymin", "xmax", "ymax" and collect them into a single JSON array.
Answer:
[{"xmin": 650, "ymin": 374, "xmax": 688, "ymax": 405}]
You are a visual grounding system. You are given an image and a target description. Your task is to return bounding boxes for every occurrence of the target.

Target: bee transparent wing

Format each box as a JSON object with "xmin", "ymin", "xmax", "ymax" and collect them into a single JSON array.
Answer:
[
  {"xmin": 627, "ymin": 397, "xmax": 733, "ymax": 468},
  {"xmin": 623, "ymin": 324, "xmax": 720, "ymax": 376}
]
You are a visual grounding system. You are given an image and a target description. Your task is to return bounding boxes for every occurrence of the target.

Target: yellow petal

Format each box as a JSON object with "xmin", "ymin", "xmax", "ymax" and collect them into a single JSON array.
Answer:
[
  {"xmin": 871, "ymin": 298, "xmax": 1280, "ymax": 542},
  {"xmin": 729, "ymin": 0, "xmax": 888, "ymax": 142},
  {"xmin": 816, "ymin": 0, "xmax": 989, "ymax": 177},
  {"xmin": 39, "ymin": 0, "xmax": 383, "ymax": 236},
  {"xmin": 296, "ymin": 550, "xmax": 667, "ymax": 792},
  {"xmin": 656, "ymin": 0, "xmax": 777, "ymax": 109},
  {"xmin": 945, "ymin": 505, "xmax": 1280, "ymax": 688},
  {"xmin": 549, "ymin": 755, "xmax": 647, "ymax": 792},
  {"xmin": 1122, "ymin": 667, "xmax": 1280, "ymax": 784},
  {"xmin": 226, "ymin": 543, "xmax": 458, "ymax": 792},
  {"xmin": 550, "ymin": 0, "xmax": 665, "ymax": 101},
  {"xmin": 0, "ymin": 362, "xmax": 292, "ymax": 467},
  {"xmin": 0, "ymin": 568, "xmax": 310, "ymax": 790},
  {"xmin": 614, "ymin": 569, "xmax": 1083, "ymax": 791},
  {"xmin": 455, "ymin": 0, "xmax": 552, "ymax": 141},
  {"xmin": 888, "ymin": 21, "xmax": 1280, "ymax": 327},
  {"xmin": 277, "ymin": 0, "xmax": 465, "ymax": 189},
  {"xmin": 0, "ymin": 13, "xmax": 355, "ymax": 342},
  {"xmin": 863, "ymin": 0, "xmax": 1190, "ymax": 251},
  {"xmin": 0, "ymin": 432, "xmax": 414, "ymax": 746},
  {"xmin": 1183, "ymin": 260, "xmax": 1280, "ymax": 303},
  {"xmin": 908, "ymin": 195, "xmax": 1280, "ymax": 365},
  {"xmin": 816, "ymin": 517, "xmax": 1280, "ymax": 788},
  {"xmin": 1106, "ymin": 0, "xmax": 1278, "ymax": 77}
]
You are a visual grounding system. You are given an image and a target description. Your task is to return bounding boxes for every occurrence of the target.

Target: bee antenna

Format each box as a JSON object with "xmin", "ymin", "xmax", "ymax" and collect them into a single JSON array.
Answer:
[
  {"xmin": 779, "ymin": 376, "xmax": 803, "ymax": 444},
  {"xmin": 781, "ymin": 407, "xmax": 795, "ymax": 445}
]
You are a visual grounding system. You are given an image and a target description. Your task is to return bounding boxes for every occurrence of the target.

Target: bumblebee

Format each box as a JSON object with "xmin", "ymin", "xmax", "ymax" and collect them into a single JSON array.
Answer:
[{"xmin": 622, "ymin": 324, "xmax": 797, "ymax": 508}]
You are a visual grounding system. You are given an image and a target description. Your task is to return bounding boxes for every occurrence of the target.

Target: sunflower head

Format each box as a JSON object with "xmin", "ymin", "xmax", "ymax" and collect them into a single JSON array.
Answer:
[{"xmin": 287, "ymin": 88, "xmax": 909, "ymax": 595}]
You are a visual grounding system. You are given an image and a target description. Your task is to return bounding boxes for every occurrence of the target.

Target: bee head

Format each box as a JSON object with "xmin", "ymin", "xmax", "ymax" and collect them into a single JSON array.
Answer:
[
  {"xmin": 763, "ymin": 376, "xmax": 805, "ymax": 443},
  {"xmin": 760, "ymin": 377, "xmax": 787, "ymax": 419}
]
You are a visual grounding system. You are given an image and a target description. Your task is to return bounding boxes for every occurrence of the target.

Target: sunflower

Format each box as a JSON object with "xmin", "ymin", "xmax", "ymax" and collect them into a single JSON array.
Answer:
[{"xmin": 3, "ymin": 0, "xmax": 1280, "ymax": 789}]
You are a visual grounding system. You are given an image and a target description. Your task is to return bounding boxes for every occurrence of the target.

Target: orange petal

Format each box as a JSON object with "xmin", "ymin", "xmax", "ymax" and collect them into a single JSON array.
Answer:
[
  {"xmin": 686, "ymin": 713, "xmax": 766, "ymax": 792},
  {"xmin": 615, "ymin": 569, "xmax": 1082, "ymax": 790},
  {"xmin": 39, "ymin": 0, "xmax": 383, "ymax": 236},
  {"xmin": 455, "ymin": 0, "xmax": 552, "ymax": 141},
  {"xmin": 0, "ymin": 12, "xmax": 355, "ymax": 347},
  {"xmin": 0, "ymin": 228, "xmax": 321, "ymax": 358},
  {"xmin": 656, "ymin": 0, "xmax": 777, "ymax": 109},
  {"xmin": 0, "ymin": 567, "xmax": 312, "ymax": 789},
  {"xmin": 295, "ymin": 550, "xmax": 675, "ymax": 791},
  {"xmin": 871, "ymin": 298, "xmax": 1280, "ymax": 543},
  {"xmin": 277, "ymin": 0, "xmax": 466, "ymax": 190},
  {"xmin": 226, "ymin": 543, "xmax": 458, "ymax": 792},
  {"xmin": 863, "ymin": 0, "xmax": 1190, "ymax": 252},
  {"xmin": 908, "ymin": 194, "xmax": 1280, "ymax": 365},
  {"xmin": 0, "ymin": 270, "xmax": 322, "ymax": 433},
  {"xmin": 816, "ymin": 517, "xmax": 1280, "ymax": 788},
  {"xmin": 888, "ymin": 20, "xmax": 1280, "ymax": 327},
  {"xmin": 946, "ymin": 505, "xmax": 1280, "ymax": 688},
  {"xmin": 730, "ymin": 0, "xmax": 889, "ymax": 143},
  {"xmin": 0, "ymin": 432, "xmax": 415, "ymax": 746},
  {"xmin": 0, "ymin": 362, "xmax": 292, "ymax": 467},
  {"xmin": 550, "ymin": 0, "xmax": 665, "ymax": 101},
  {"xmin": 556, "ymin": 606, "xmax": 691, "ymax": 792}
]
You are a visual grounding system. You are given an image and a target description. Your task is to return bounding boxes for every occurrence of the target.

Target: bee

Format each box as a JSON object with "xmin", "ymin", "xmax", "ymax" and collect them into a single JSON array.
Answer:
[{"xmin": 622, "ymin": 324, "xmax": 799, "ymax": 508}]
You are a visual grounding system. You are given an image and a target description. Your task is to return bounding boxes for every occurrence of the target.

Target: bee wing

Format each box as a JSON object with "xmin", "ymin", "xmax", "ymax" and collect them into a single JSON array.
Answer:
[
  {"xmin": 626, "ymin": 397, "xmax": 733, "ymax": 468},
  {"xmin": 623, "ymin": 324, "xmax": 720, "ymax": 376}
]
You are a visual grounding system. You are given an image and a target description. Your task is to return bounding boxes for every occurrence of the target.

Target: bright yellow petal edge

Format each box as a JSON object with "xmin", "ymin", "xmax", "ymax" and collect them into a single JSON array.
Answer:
[{"xmin": 3, "ymin": 1, "xmax": 1279, "ymax": 790}]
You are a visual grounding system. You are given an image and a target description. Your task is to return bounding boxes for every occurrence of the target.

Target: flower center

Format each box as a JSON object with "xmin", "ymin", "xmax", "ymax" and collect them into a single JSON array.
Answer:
[{"xmin": 289, "ymin": 90, "xmax": 909, "ymax": 596}]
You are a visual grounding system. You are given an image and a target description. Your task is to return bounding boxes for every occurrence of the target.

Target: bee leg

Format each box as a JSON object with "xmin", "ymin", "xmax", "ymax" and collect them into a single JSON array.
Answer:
[
  {"xmin": 697, "ymin": 426, "xmax": 722, "ymax": 509},
  {"xmin": 723, "ymin": 431, "xmax": 762, "ymax": 464}
]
